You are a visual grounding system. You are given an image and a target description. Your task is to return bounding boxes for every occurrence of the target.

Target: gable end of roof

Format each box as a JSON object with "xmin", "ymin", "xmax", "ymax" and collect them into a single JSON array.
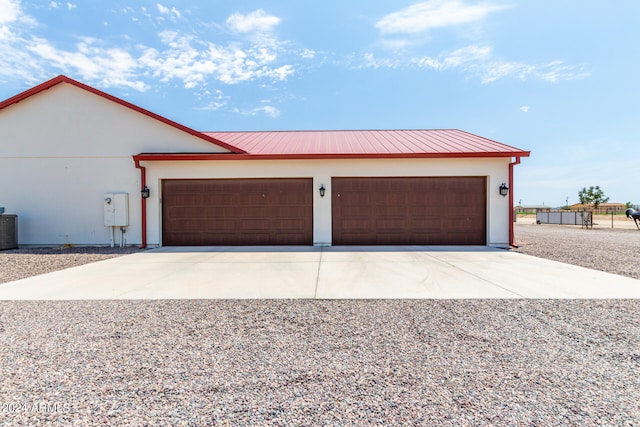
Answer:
[{"xmin": 0, "ymin": 75, "xmax": 246, "ymax": 154}]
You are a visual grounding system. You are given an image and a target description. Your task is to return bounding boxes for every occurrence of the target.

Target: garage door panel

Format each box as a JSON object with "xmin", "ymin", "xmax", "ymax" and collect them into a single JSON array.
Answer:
[
  {"xmin": 171, "ymin": 220, "xmax": 204, "ymax": 232},
  {"xmin": 274, "ymin": 219, "xmax": 308, "ymax": 230},
  {"xmin": 376, "ymin": 219, "xmax": 405, "ymax": 229},
  {"xmin": 205, "ymin": 219, "xmax": 236, "ymax": 230},
  {"xmin": 239, "ymin": 207, "xmax": 270, "ymax": 218},
  {"xmin": 340, "ymin": 192, "xmax": 370, "ymax": 204},
  {"xmin": 202, "ymin": 207, "xmax": 235, "ymax": 218},
  {"xmin": 377, "ymin": 206, "xmax": 406, "ymax": 216},
  {"xmin": 342, "ymin": 219, "xmax": 372, "ymax": 230},
  {"xmin": 162, "ymin": 179, "xmax": 312, "ymax": 246},
  {"xmin": 341, "ymin": 206, "xmax": 370, "ymax": 217},
  {"xmin": 203, "ymin": 194, "xmax": 239, "ymax": 205},
  {"xmin": 409, "ymin": 218, "xmax": 442, "ymax": 228},
  {"xmin": 372, "ymin": 192, "xmax": 404, "ymax": 205},
  {"xmin": 332, "ymin": 177, "xmax": 486, "ymax": 245},
  {"xmin": 275, "ymin": 206, "xmax": 308, "ymax": 217}
]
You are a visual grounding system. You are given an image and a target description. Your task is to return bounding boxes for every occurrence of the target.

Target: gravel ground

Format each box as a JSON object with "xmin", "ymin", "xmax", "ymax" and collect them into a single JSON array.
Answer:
[
  {"xmin": 1, "ymin": 230, "xmax": 640, "ymax": 425},
  {"xmin": 514, "ymin": 223, "xmax": 640, "ymax": 280},
  {"xmin": 1, "ymin": 300, "xmax": 639, "ymax": 426},
  {"xmin": 0, "ymin": 246, "xmax": 143, "ymax": 284}
]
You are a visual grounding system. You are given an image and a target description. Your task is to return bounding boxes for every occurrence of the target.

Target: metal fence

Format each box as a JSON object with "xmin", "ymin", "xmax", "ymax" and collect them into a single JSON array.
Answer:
[{"xmin": 535, "ymin": 211, "xmax": 592, "ymax": 227}]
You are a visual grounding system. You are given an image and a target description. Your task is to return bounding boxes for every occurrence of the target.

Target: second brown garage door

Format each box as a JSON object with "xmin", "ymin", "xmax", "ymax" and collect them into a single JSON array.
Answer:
[
  {"xmin": 332, "ymin": 177, "xmax": 486, "ymax": 245},
  {"xmin": 162, "ymin": 179, "xmax": 313, "ymax": 246}
]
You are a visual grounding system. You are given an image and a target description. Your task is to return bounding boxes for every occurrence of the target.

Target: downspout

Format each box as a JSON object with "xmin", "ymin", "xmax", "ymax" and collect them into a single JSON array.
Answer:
[
  {"xmin": 509, "ymin": 156, "xmax": 521, "ymax": 247},
  {"xmin": 134, "ymin": 158, "xmax": 147, "ymax": 249}
]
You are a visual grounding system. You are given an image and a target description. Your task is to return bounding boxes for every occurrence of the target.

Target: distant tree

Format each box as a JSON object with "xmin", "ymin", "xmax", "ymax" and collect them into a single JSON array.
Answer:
[
  {"xmin": 626, "ymin": 201, "xmax": 634, "ymax": 209},
  {"xmin": 578, "ymin": 186, "xmax": 609, "ymax": 209}
]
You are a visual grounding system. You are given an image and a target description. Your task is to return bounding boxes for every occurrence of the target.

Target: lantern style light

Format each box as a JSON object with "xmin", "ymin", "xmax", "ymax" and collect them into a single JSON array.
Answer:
[
  {"xmin": 141, "ymin": 186, "xmax": 150, "ymax": 199},
  {"xmin": 319, "ymin": 185, "xmax": 326, "ymax": 198},
  {"xmin": 499, "ymin": 183, "xmax": 509, "ymax": 197}
]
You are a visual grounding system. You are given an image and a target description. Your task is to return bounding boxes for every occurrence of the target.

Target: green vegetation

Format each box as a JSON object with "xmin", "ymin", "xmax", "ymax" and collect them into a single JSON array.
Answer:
[{"xmin": 578, "ymin": 185, "xmax": 610, "ymax": 209}]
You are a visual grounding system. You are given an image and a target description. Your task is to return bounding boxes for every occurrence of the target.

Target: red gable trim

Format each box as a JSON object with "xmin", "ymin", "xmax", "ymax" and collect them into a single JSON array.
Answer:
[
  {"xmin": 133, "ymin": 151, "xmax": 530, "ymax": 162},
  {"xmin": 0, "ymin": 75, "xmax": 246, "ymax": 154}
]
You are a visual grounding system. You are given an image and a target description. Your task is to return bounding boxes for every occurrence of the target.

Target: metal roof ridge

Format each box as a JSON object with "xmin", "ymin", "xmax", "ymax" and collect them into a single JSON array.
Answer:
[{"xmin": 204, "ymin": 128, "xmax": 463, "ymax": 133}]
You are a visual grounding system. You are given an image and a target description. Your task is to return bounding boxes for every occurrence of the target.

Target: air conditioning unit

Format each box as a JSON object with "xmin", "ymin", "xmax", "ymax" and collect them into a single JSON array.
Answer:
[{"xmin": 0, "ymin": 214, "xmax": 18, "ymax": 250}]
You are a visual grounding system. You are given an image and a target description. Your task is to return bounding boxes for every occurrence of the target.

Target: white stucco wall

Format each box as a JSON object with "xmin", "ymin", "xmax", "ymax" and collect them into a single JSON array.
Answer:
[
  {"xmin": 0, "ymin": 83, "xmax": 230, "ymax": 245},
  {"xmin": 142, "ymin": 157, "xmax": 512, "ymax": 247}
]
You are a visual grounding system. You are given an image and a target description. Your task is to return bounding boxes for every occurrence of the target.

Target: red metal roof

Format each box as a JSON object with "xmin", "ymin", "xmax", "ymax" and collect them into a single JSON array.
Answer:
[
  {"xmin": 0, "ymin": 75, "xmax": 245, "ymax": 154},
  {"xmin": 203, "ymin": 129, "xmax": 529, "ymax": 158}
]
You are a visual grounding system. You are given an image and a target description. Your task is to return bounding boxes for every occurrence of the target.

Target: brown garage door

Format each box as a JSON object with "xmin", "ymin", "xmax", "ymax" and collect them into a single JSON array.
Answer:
[
  {"xmin": 162, "ymin": 179, "xmax": 313, "ymax": 246},
  {"xmin": 332, "ymin": 177, "xmax": 486, "ymax": 245}
]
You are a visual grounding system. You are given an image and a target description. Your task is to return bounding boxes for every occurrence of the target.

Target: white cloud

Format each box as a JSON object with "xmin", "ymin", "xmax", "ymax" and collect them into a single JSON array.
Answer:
[
  {"xmin": 226, "ymin": 9, "xmax": 280, "ymax": 33},
  {"xmin": 156, "ymin": 3, "xmax": 180, "ymax": 20},
  {"xmin": 26, "ymin": 36, "xmax": 147, "ymax": 90},
  {"xmin": 535, "ymin": 60, "xmax": 590, "ymax": 83},
  {"xmin": 299, "ymin": 48, "xmax": 315, "ymax": 59},
  {"xmin": 480, "ymin": 58, "xmax": 588, "ymax": 84},
  {"xmin": 0, "ymin": 1, "xmax": 297, "ymax": 92},
  {"xmin": 236, "ymin": 104, "xmax": 280, "ymax": 118},
  {"xmin": 367, "ymin": 2, "xmax": 589, "ymax": 84},
  {"xmin": 138, "ymin": 30, "xmax": 294, "ymax": 87},
  {"xmin": 361, "ymin": 44, "xmax": 589, "ymax": 84},
  {"xmin": 375, "ymin": 0, "xmax": 511, "ymax": 34},
  {"xmin": 0, "ymin": 1, "xmax": 143, "ymax": 87},
  {"xmin": 520, "ymin": 105, "xmax": 529, "ymax": 113},
  {"xmin": 257, "ymin": 105, "xmax": 280, "ymax": 118},
  {"xmin": 0, "ymin": 0, "xmax": 34, "ymax": 25},
  {"xmin": 480, "ymin": 60, "xmax": 534, "ymax": 83},
  {"xmin": 378, "ymin": 38, "xmax": 415, "ymax": 51},
  {"xmin": 441, "ymin": 44, "xmax": 491, "ymax": 67},
  {"xmin": 0, "ymin": 0, "xmax": 21, "ymax": 23},
  {"xmin": 373, "ymin": 45, "xmax": 491, "ymax": 70},
  {"xmin": 196, "ymin": 92, "xmax": 281, "ymax": 118},
  {"xmin": 361, "ymin": 53, "xmax": 401, "ymax": 69},
  {"xmin": 48, "ymin": 2, "xmax": 76, "ymax": 11},
  {"xmin": 195, "ymin": 89, "xmax": 229, "ymax": 111}
]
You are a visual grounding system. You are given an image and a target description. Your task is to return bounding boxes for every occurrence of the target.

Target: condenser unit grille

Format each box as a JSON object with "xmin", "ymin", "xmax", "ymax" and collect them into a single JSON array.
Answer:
[{"xmin": 0, "ymin": 215, "xmax": 18, "ymax": 250}]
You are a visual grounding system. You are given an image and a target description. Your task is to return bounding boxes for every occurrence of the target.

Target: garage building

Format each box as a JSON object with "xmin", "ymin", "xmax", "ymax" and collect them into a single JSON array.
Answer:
[{"xmin": 0, "ymin": 76, "xmax": 529, "ymax": 248}]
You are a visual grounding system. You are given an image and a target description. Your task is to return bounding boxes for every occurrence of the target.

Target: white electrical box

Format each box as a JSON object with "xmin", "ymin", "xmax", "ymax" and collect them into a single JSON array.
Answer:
[{"xmin": 104, "ymin": 193, "xmax": 129, "ymax": 226}]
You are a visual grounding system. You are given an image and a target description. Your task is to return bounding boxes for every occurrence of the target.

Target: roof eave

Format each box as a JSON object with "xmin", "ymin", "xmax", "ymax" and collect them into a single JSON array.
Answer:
[{"xmin": 133, "ymin": 151, "xmax": 530, "ymax": 162}]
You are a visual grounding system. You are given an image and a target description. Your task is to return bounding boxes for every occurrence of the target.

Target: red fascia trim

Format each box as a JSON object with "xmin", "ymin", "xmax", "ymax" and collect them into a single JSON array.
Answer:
[
  {"xmin": 133, "ymin": 151, "xmax": 531, "ymax": 162},
  {"xmin": 509, "ymin": 157, "xmax": 521, "ymax": 247},
  {"xmin": 0, "ymin": 76, "xmax": 65, "ymax": 111},
  {"xmin": 134, "ymin": 158, "xmax": 148, "ymax": 249},
  {"xmin": 0, "ymin": 75, "xmax": 246, "ymax": 154}
]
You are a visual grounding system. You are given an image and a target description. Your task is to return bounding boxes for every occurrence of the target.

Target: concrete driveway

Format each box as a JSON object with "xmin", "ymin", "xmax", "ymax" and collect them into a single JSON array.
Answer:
[{"xmin": 1, "ymin": 246, "xmax": 639, "ymax": 299}]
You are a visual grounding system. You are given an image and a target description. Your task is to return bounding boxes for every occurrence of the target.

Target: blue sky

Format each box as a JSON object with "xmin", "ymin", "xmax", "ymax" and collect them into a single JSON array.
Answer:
[{"xmin": 1, "ymin": 0, "xmax": 638, "ymax": 207}]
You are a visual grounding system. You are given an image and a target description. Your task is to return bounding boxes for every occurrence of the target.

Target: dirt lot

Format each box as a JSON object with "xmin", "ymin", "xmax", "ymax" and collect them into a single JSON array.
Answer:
[{"xmin": 514, "ymin": 219, "xmax": 640, "ymax": 280}]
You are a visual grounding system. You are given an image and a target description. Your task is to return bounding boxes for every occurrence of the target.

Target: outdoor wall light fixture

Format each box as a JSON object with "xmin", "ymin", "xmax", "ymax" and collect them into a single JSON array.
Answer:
[
  {"xmin": 499, "ymin": 183, "xmax": 509, "ymax": 197},
  {"xmin": 319, "ymin": 185, "xmax": 326, "ymax": 198},
  {"xmin": 141, "ymin": 186, "xmax": 150, "ymax": 199}
]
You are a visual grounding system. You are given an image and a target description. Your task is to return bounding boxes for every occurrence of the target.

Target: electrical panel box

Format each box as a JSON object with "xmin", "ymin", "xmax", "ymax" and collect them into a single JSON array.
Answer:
[{"xmin": 104, "ymin": 193, "xmax": 129, "ymax": 226}]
